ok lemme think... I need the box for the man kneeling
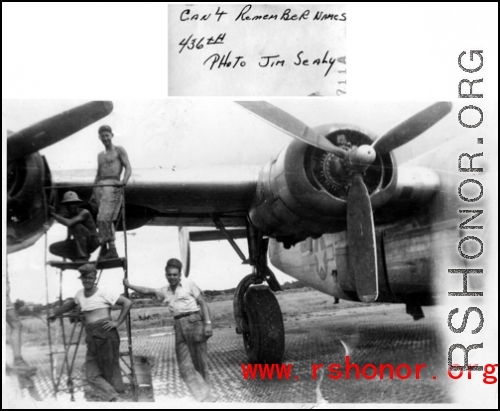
[49,263,132,402]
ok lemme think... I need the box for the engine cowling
[248,124,397,247]
[6,101,115,254]
[7,152,56,253]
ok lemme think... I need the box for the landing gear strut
[215,217,285,363]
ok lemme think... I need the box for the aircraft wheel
[243,285,285,364]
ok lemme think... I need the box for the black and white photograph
[3,2,498,409]
[4,99,497,405]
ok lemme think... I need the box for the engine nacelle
[7,153,56,253]
[249,125,397,246]
[373,166,441,224]
[6,101,117,254]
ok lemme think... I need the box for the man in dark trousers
[123,258,215,402]
[49,191,100,262]
[49,263,133,402]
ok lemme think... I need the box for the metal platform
[47,258,126,271]
[45,186,140,401]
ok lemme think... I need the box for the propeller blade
[347,174,378,303]
[372,102,452,155]
[236,101,346,157]
[178,227,191,277]
[7,101,113,160]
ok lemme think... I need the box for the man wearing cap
[49,263,133,402]
[49,191,100,262]
[123,258,215,402]
[92,125,132,260]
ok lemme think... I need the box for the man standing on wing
[49,191,100,262]
[93,125,132,260]
[49,263,133,402]
[123,258,215,402]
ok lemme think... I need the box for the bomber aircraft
[6,100,485,364]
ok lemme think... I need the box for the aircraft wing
[51,166,261,228]
[7,99,451,284]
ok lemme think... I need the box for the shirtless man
[49,263,133,402]
[49,191,100,262]
[93,125,132,260]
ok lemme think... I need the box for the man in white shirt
[123,258,215,402]
[49,263,133,402]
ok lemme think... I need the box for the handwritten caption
[176,5,346,79]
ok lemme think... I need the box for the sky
[2,99,488,304]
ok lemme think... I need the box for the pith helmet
[60,191,83,204]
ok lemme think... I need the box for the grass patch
[10,288,368,347]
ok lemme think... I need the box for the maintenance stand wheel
[243,285,285,364]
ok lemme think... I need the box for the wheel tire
[243,286,285,364]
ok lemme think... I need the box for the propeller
[372,102,452,155]
[237,101,452,303]
[7,101,114,161]
[235,101,347,158]
[347,173,378,302]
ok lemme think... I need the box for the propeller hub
[346,145,376,169]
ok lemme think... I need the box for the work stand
[44,186,150,402]
[46,258,143,401]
